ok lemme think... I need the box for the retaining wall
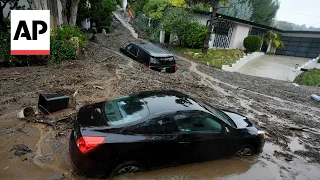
[221,52,265,72]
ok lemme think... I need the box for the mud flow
[1,11,320,180]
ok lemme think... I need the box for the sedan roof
[137,90,206,114]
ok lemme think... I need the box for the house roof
[188,8,320,35]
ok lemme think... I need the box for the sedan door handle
[179,141,190,144]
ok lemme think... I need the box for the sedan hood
[222,111,253,128]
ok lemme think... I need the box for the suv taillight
[174,64,178,72]
[76,136,105,154]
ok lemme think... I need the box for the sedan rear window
[104,95,149,126]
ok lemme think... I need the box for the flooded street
[1,14,320,180]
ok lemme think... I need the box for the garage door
[275,37,320,58]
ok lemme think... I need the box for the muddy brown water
[1,113,319,180]
[1,13,320,179]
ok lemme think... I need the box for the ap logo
[11,10,50,55]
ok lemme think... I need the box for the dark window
[290,37,301,42]
[127,44,139,56]
[313,38,320,43]
[173,113,222,133]
[285,51,296,56]
[152,117,177,134]
[138,49,149,63]
[300,42,312,47]
[134,117,177,134]
[301,38,313,42]
[295,52,307,57]
[287,46,298,51]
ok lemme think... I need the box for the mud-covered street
[1,16,320,180]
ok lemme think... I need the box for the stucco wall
[229,23,251,49]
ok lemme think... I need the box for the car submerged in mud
[120,42,178,73]
[69,90,265,178]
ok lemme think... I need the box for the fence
[133,13,161,43]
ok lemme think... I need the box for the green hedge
[243,35,262,53]
[180,22,207,48]
[0,25,86,67]
[52,25,87,47]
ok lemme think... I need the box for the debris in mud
[38,94,70,114]
[50,173,65,180]
[294,150,320,163]
[311,94,320,102]
[273,150,294,162]
[10,144,32,157]
[17,107,37,119]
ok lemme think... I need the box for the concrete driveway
[237,55,310,81]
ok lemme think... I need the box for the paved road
[237,55,310,81]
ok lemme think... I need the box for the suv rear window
[150,56,175,65]
[104,95,149,126]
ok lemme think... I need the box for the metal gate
[275,37,320,58]
[212,20,235,48]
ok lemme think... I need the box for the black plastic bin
[38,94,69,114]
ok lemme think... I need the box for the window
[152,117,176,134]
[173,113,222,133]
[133,117,176,134]
[202,104,235,128]
[104,95,149,126]
[127,44,139,56]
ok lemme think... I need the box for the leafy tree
[0,0,20,32]
[218,0,252,20]
[78,0,117,28]
[161,7,194,39]
[274,20,320,31]
[185,0,230,54]
[143,0,170,21]
[249,0,279,25]
[263,30,283,49]
[169,0,187,7]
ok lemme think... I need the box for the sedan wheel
[115,165,140,176]
[236,147,253,156]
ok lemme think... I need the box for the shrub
[48,37,77,64]
[243,35,262,52]
[52,25,87,47]
[0,32,77,67]
[180,22,207,48]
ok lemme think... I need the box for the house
[2,0,90,29]
[3,0,63,28]
[160,8,320,59]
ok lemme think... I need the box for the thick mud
[0,13,320,180]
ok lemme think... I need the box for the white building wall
[229,23,251,49]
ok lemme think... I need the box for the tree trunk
[69,0,80,25]
[202,1,219,55]
[0,8,6,32]
[60,0,68,25]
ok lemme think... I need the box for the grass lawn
[294,69,320,87]
[174,47,245,68]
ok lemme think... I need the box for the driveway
[237,55,310,81]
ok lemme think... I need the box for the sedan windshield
[202,104,236,128]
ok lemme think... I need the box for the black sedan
[69,90,265,178]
